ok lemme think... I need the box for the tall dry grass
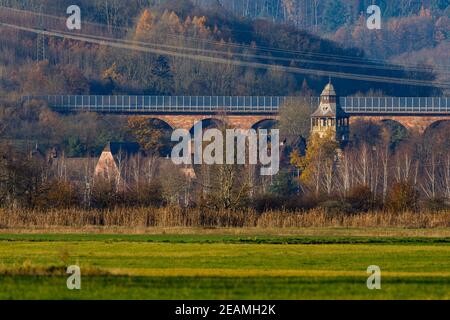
[0,207,448,229]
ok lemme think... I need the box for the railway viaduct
[27,95,450,134]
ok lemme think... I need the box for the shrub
[91,179,118,209]
[252,194,316,213]
[33,180,80,209]
[268,170,298,196]
[424,198,449,212]
[345,185,375,212]
[386,182,420,212]
[319,200,353,215]
[120,181,165,207]
[253,194,286,212]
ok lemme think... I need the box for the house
[94,142,141,180]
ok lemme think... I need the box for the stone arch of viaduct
[139,114,279,131]
[136,114,450,134]
[349,115,450,134]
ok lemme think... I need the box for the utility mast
[36,5,46,61]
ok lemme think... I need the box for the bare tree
[421,151,437,200]
[279,97,312,147]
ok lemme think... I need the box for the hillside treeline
[0,0,442,99]
[207,1,449,28]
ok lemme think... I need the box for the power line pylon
[36,5,46,61]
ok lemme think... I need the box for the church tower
[311,81,349,144]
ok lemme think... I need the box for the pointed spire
[321,80,336,97]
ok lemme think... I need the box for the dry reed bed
[0,207,448,229]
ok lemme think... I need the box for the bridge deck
[25,95,450,115]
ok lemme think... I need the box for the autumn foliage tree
[291,129,339,196]
[127,117,163,155]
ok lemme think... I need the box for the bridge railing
[24,95,450,114]
[341,97,450,113]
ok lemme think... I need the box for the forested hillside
[213,0,449,30]
[0,0,443,100]
[218,1,450,91]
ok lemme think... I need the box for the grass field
[0,229,449,300]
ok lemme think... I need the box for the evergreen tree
[322,0,351,32]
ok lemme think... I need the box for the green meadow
[0,232,449,299]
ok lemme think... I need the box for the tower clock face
[322,106,330,112]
